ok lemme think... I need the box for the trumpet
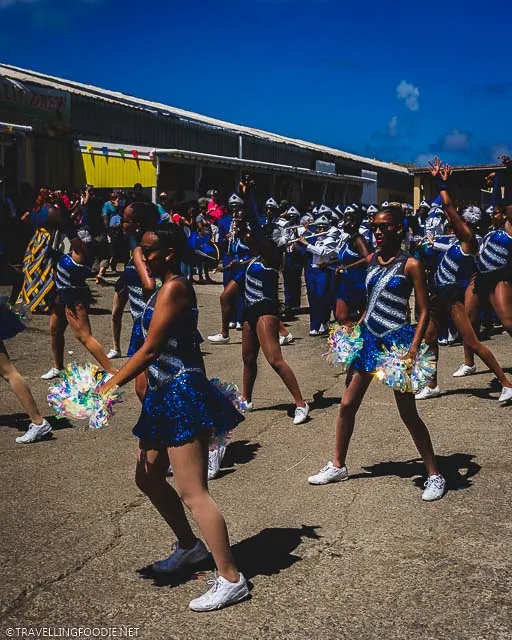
[286,229,330,245]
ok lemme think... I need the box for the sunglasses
[371,222,396,233]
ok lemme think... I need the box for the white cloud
[396,80,420,112]
[388,116,398,137]
[443,129,470,151]
[415,153,435,167]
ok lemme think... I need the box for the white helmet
[366,204,379,215]
[318,204,333,217]
[419,200,430,209]
[485,205,494,215]
[228,193,243,206]
[314,215,330,227]
[265,197,279,209]
[344,205,357,215]
[462,205,482,224]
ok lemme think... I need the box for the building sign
[315,160,336,174]
[0,79,70,133]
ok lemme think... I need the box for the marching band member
[282,205,304,318]
[298,212,338,336]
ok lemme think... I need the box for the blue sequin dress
[119,260,146,356]
[335,235,366,305]
[55,253,92,308]
[133,277,244,446]
[242,256,280,325]
[352,251,415,373]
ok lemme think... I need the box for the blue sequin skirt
[127,318,144,356]
[133,369,245,447]
[351,324,416,373]
[0,307,25,341]
[335,278,366,305]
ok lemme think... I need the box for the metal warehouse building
[0,63,412,207]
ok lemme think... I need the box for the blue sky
[1,0,511,166]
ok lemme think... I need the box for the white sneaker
[415,385,441,400]
[422,474,446,501]
[15,419,52,444]
[308,461,349,485]
[41,367,60,380]
[453,364,476,378]
[235,322,243,331]
[244,401,254,411]
[499,386,512,405]
[228,322,236,329]
[319,323,328,335]
[107,349,122,359]
[279,333,294,346]
[293,403,310,425]
[152,539,209,573]
[208,445,226,480]
[438,338,448,346]
[309,329,320,337]
[189,573,249,612]
[447,329,459,344]
[207,333,230,344]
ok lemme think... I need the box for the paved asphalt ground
[1,278,511,640]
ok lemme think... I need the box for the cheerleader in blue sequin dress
[99,224,249,612]
[308,204,446,502]
[419,158,512,403]
[40,206,115,380]
[109,202,161,399]
[0,242,52,443]
[330,208,370,323]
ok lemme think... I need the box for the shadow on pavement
[223,440,261,467]
[233,524,321,580]
[136,524,321,588]
[350,453,481,491]
[0,412,74,432]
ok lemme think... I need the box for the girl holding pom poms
[98,224,249,612]
[308,204,446,502]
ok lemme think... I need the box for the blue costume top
[477,229,512,274]
[335,235,366,303]
[55,253,92,307]
[242,256,280,322]
[132,277,244,446]
[353,251,415,373]
[434,241,476,291]
[119,258,149,356]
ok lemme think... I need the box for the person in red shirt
[206,189,225,222]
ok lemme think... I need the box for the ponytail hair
[154,223,194,265]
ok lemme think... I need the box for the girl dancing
[99,224,248,612]
[417,158,512,403]
[308,204,446,501]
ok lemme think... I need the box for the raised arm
[429,157,478,255]
[132,245,157,298]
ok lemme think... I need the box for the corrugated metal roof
[411,163,503,174]
[0,63,410,175]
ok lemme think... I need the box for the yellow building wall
[74,151,156,188]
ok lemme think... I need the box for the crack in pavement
[0,498,146,621]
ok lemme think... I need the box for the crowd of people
[1,155,511,612]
